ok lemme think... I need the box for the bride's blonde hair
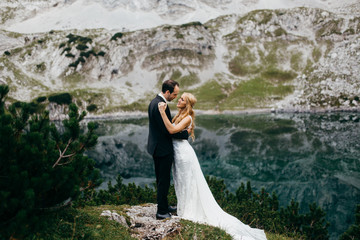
[172,92,197,141]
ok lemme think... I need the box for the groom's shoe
[156,212,171,220]
[168,206,177,213]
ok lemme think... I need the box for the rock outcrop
[101,203,181,240]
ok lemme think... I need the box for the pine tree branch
[53,138,73,168]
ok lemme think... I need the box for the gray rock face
[102,203,181,240]
[100,210,128,227]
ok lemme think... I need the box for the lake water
[86,113,360,239]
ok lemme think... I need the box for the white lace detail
[172,139,267,240]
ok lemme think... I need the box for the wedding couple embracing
[147,80,267,240]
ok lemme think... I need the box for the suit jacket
[147,95,189,157]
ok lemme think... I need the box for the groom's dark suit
[147,94,188,214]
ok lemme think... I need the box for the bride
[158,92,267,240]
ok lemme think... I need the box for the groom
[147,79,189,220]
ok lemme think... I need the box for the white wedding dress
[172,116,267,240]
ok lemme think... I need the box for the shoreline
[81,107,360,121]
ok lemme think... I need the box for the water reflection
[86,113,360,239]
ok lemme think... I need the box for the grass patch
[178,72,201,88]
[17,204,295,240]
[228,46,259,76]
[221,77,294,110]
[262,67,297,82]
[312,47,322,62]
[290,52,303,72]
[316,19,343,38]
[274,27,287,37]
[1,7,16,25]
[119,101,148,112]
[170,69,182,80]
[22,206,134,240]
[175,219,232,240]
[64,72,84,86]
[189,80,227,110]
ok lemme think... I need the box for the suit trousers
[153,153,174,214]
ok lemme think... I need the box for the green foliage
[178,219,232,239]
[59,42,66,48]
[340,205,360,240]
[178,72,201,88]
[66,34,92,45]
[312,47,322,62]
[35,62,46,72]
[174,30,184,39]
[69,60,80,68]
[4,50,11,56]
[111,32,124,41]
[262,67,297,81]
[36,96,47,103]
[180,21,203,28]
[80,49,96,58]
[316,19,342,38]
[274,28,287,37]
[97,51,106,57]
[222,77,294,110]
[48,93,72,105]
[76,44,89,51]
[228,46,258,76]
[61,47,71,55]
[65,52,75,58]
[0,85,101,239]
[20,206,134,240]
[74,175,157,207]
[76,174,328,239]
[86,104,98,112]
[259,11,273,25]
[170,69,182,80]
[189,80,227,110]
[205,176,329,239]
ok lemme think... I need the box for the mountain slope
[0,7,359,118]
[1,0,359,33]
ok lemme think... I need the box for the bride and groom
[147,80,267,240]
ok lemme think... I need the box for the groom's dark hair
[162,79,179,94]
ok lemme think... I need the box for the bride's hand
[158,102,167,113]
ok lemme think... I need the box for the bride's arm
[158,103,191,134]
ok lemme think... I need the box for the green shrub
[76,44,89,51]
[35,62,46,72]
[65,53,75,58]
[75,174,329,239]
[97,51,106,57]
[78,56,85,63]
[4,51,10,56]
[340,205,360,240]
[48,93,72,105]
[86,104,97,112]
[36,96,47,103]
[59,42,66,48]
[69,60,79,68]
[66,34,92,45]
[0,85,100,239]
[61,47,71,55]
[111,32,123,41]
[81,49,96,58]
[180,21,203,28]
